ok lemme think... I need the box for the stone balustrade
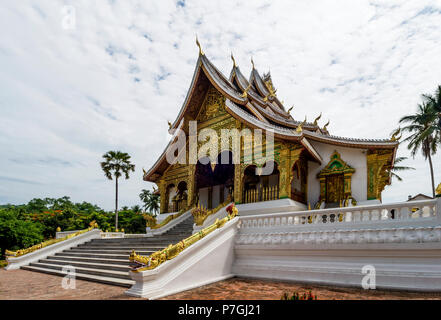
[239,199,439,231]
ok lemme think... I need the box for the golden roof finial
[263,94,269,102]
[168,121,172,129]
[251,57,255,69]
[436,182,441,196]
[323,120,330,131]
[241,83,251,98]
[142,168,146,175]
[231,52,236,67]
[195,35,204,56]
[288,105,294,113]
[391,127,401,141]
[296,117,307,133]
[313,113,322,126]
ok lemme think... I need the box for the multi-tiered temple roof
[145,48,399,183]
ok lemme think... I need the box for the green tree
[0,209,44,258]
[100,151,135,229]
[399,101,439,197]
[139,189,160,216]
[389,156,415,182]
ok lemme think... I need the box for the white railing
[239,199,440,231]
[146,208,193,237]
[101,232,125,239]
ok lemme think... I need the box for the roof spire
[241,83,251,98]
[251,57,255,69]
[323,120,330,131]
[231,52,237,67]
[390,127,401,141]
[296,117,307,133]
[195,35,204,56]
[313,113,322,126]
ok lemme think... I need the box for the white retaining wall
[233,198,441,291]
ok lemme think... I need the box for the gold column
[187,164,196,207]
[234,163,243,204]
[278,144,290,199]
[344,173,352,198]
[367,151,391,200]
[159,179,167,214]
[288,148,303,200]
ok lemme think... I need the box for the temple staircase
[21,216,195,287]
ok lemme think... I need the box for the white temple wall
[307,141,367,205]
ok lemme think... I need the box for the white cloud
[0,0,440,209]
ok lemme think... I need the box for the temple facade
[144,46,399,214]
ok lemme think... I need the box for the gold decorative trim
[130,205,239,272]
[145,207,190,230]
[192,198,232,226]
[6,221,99,258]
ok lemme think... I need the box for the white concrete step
[21,265,135,287]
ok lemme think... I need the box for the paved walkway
[2,269,441,300]
[0,269,141,300]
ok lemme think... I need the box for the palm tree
[139,189,160,216]
[100,151,135,229]
[399,102,439,197]
[389,156,415,181]
[131,205,142,213]
[422,85,441,131]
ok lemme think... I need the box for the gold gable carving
[317,151,355,178]
[197,86,226,122]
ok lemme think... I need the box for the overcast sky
[0,0,440,210]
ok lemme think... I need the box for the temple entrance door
[325,174,344,204]
[195,151,234,209]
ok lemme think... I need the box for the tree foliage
[0,196,154,259]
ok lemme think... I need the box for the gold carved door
[326,174,344,204]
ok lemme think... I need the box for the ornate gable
[318,151,355,178]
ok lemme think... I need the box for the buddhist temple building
[144,43,399,214]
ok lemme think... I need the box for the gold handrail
[191,197,232,226]
[129,205,239,272]
[5,221,99,258]
[144,207,190,230]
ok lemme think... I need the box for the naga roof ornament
[296,117,307,132]
[195,36,204,56]
[390,127,401,141]
[313,113,322,126]
[231,52,237,67]
[241,83,251,98]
